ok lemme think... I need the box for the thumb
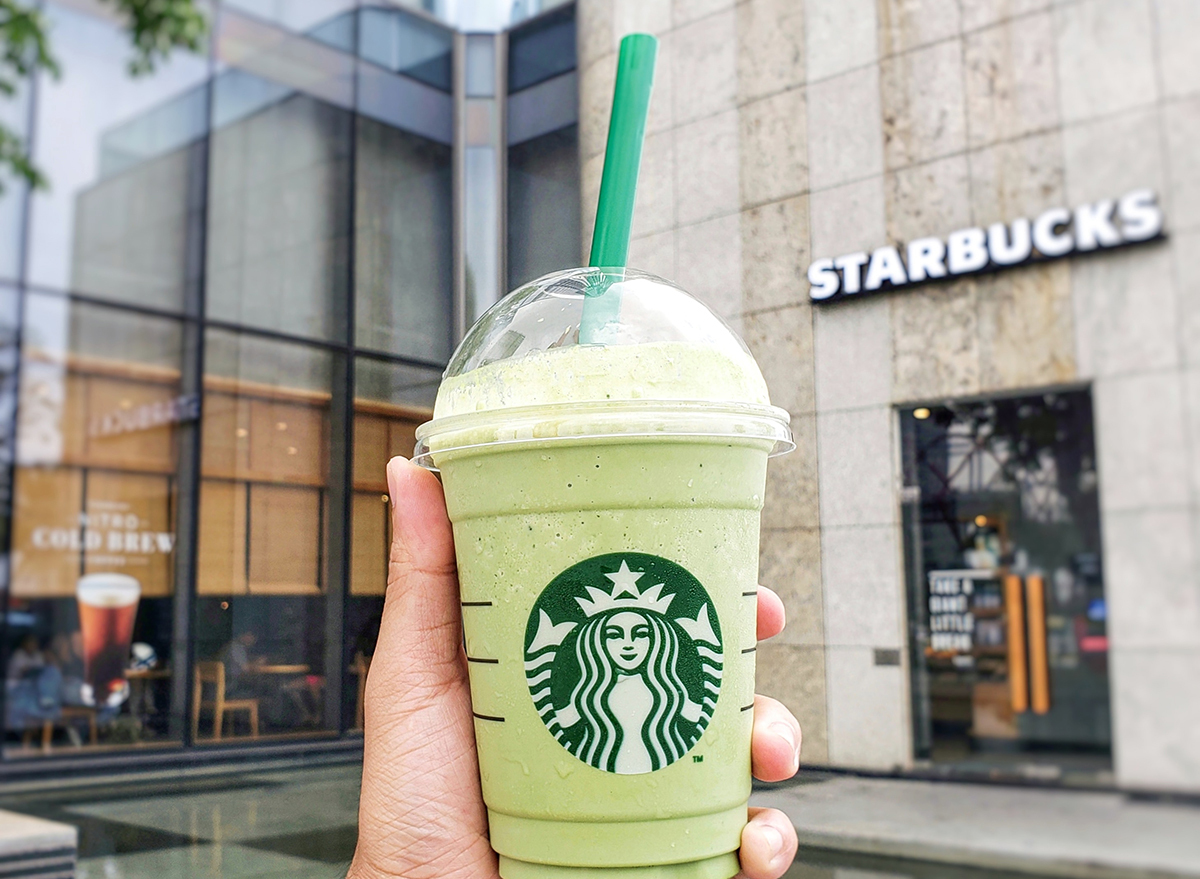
[380,456,464,696]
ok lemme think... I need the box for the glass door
[900,390,1112,785]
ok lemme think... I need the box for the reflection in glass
[901,391,1112,781]
[0,79,30,282]
[507,125,580,289]
[465,34,496,98]
[345,356,437,729]
[359,6,453,92]
[28,2,209,309]
[206,80,352,341]
[465,145,499,325]
[195,330,334,740]
[507,5,575,93]
[355,118,452,360]
[5,293,183,756]
[223,0,355,35]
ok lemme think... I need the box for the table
[250,664,311,675]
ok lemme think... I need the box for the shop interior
[901,390,1112,785]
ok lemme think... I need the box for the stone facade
[577,0,1200,792]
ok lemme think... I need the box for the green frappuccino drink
[414,268,793,879]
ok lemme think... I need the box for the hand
[349,458,802,879]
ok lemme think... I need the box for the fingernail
[771,721,800,769]
[760,824,784,861]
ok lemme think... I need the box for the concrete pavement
[751,774,1200,879]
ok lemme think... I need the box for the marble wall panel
[630,129,677,238]
[891,280,981,401]
[814,296,894,412]
[676,109,741,226]
[627,229,677,280]
[968,131,1064,227]
[810,175,887,256]
[737,0,806,104]
[1110,647,1200,791]
[820,524,905,648]
[1071,247,1178,381]
[825,645,909,768]
[1154,0,1200,99]
[877,0,962,57]
[1103,509,1200,651]
[743,303,816,415]
[740,88,808,209]
[807,66,885,190]
[756,642,830,764]
[1163,97,1200,234]
[958,0,1050,33]
[1054,0,1158,124]
[805,0,878,82]
[759,527,825,647]
[673,0,734,27]
[963,11,1059,148]
[879,39,968,170]
[613,0,672,38]
[816,405,897,528]
[764,413,821,531]
[741,195,810,315]
[674,212,743,318]
[1061,106,1165,209]
[885,154,971,243]
[1093,371,1190,513]
[579,53,616,161]
[672,9,738,125]
[976,261,1076,392]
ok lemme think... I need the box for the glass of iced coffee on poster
[77,573,140,707]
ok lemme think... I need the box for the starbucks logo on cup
[524,553,723,774]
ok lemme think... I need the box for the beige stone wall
[577,0,1200,790]
[577,0,826,762]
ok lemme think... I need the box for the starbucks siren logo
[523,553,723,774]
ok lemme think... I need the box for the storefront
[575,0,1200,794]
[0,0,579,772]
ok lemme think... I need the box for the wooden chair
[351,652,371,731]
[21,706,99,753]
[192,661,259,741]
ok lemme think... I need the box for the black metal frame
[0,0,456,777]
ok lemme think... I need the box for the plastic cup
[415,268,793,879]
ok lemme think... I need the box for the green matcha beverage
[413,267,794,879]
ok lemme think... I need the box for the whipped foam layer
[433,340,771,418]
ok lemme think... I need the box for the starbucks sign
[807,188,1164,303]
[524,554,723,774]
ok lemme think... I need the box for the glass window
[355,117,452,361]
[465,34,495,98]
[223,0,356,36]
[194,330,335,740]
[359,7,453,93]
[27,2,210,309]
[206,80,352,341]
[900,390,1112,783]
[6,293,185,756]
[507,125,580,289]
[507,5,575,93]
[345,356,437,730]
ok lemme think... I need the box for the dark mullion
[171,23,221,748]
[324,28,361,735]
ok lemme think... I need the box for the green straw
[580,33,658,345]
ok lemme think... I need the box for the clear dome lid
[415,267,793,468]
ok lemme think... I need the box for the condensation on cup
[76,573,141,707]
